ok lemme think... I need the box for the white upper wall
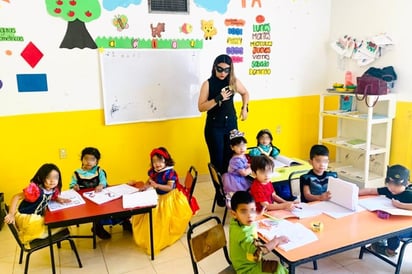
[329,0,412,102]
[0,0,332,116]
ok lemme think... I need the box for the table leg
[149,209,154,260]
[48,226,56,274]
[92,221,97,249]
[289,265,295,274]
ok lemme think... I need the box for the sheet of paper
[328,177,359,211]
[83,188,122,205]
[310,201,365,219]
[122,188,158,208]
[106,184,139,196]
[265,203,322,219]
[48,189,86,211]
[359,196,412,216]
[257,218,318,251]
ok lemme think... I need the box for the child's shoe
[122,219,132,232]
[368,242,397,257]
[92,224,111,239]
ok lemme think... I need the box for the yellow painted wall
[391,102,412,168]
[0,96,320,201]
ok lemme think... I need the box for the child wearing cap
[359,164,412,257]
[249,129,281,159]
[222,129,253,194]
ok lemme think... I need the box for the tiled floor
[1,175,412,274]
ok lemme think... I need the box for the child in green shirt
[229,191,289,274]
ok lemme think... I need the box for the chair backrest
[208,163,224,195]
[289,169,310,203]
[3,205,25,250]
[183,166,198,199]
[187,215,231,274]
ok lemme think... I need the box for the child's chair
[208,163,230,224]
[3,205,83,274]
[177,165,200,226]
[187,215,235,274]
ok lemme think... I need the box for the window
[148,0,189,13]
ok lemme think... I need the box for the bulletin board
[99,49,201,125]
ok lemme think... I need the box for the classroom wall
[1,0,412,202]
[0,96,319,201]
[0,1,330,200]
[0,0,331,116]
[328,0,412,170]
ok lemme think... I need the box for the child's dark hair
[250,155,274,173]
[310,144,329,160]
[230,136,247,147]
[31,163,62,191]
[150,147,175,166]
[81,147,101,161]
[231,191,254,211]
[256,129,273,146]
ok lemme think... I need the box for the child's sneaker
[368,242,397,257]
[122,219,132,232]
[92,224,111,239]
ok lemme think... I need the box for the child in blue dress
[249,129,281,159]
[131,147,192,255]
[222,129,252,194]
[4,163,70,246]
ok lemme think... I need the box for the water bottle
[345,71,353,86]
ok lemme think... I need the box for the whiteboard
[99,49,201,125]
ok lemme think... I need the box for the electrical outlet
[276,125,281,134]
[59,148,67,159]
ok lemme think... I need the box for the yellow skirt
[131,189,192,255]
[14,212,64,248]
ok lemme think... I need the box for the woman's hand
[240,107,248,120]
[220,86,233,101]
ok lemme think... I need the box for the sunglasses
[216,66,231,73]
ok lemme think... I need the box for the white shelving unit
[319,92,396,188]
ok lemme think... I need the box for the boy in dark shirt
[300,145,337,202]
[360,164,412,257]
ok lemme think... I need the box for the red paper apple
[85,11,92,17]
[69,0,76,6]
[56,0,63,5]
[68,10,75,17]
[54,8,61,14]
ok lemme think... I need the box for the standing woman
[198,54,250,174]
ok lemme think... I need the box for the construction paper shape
[20,42,43,68]
[16,74,48,92]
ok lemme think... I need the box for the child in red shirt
[249,155,298,212]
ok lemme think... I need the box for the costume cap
[386,165,410,185]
